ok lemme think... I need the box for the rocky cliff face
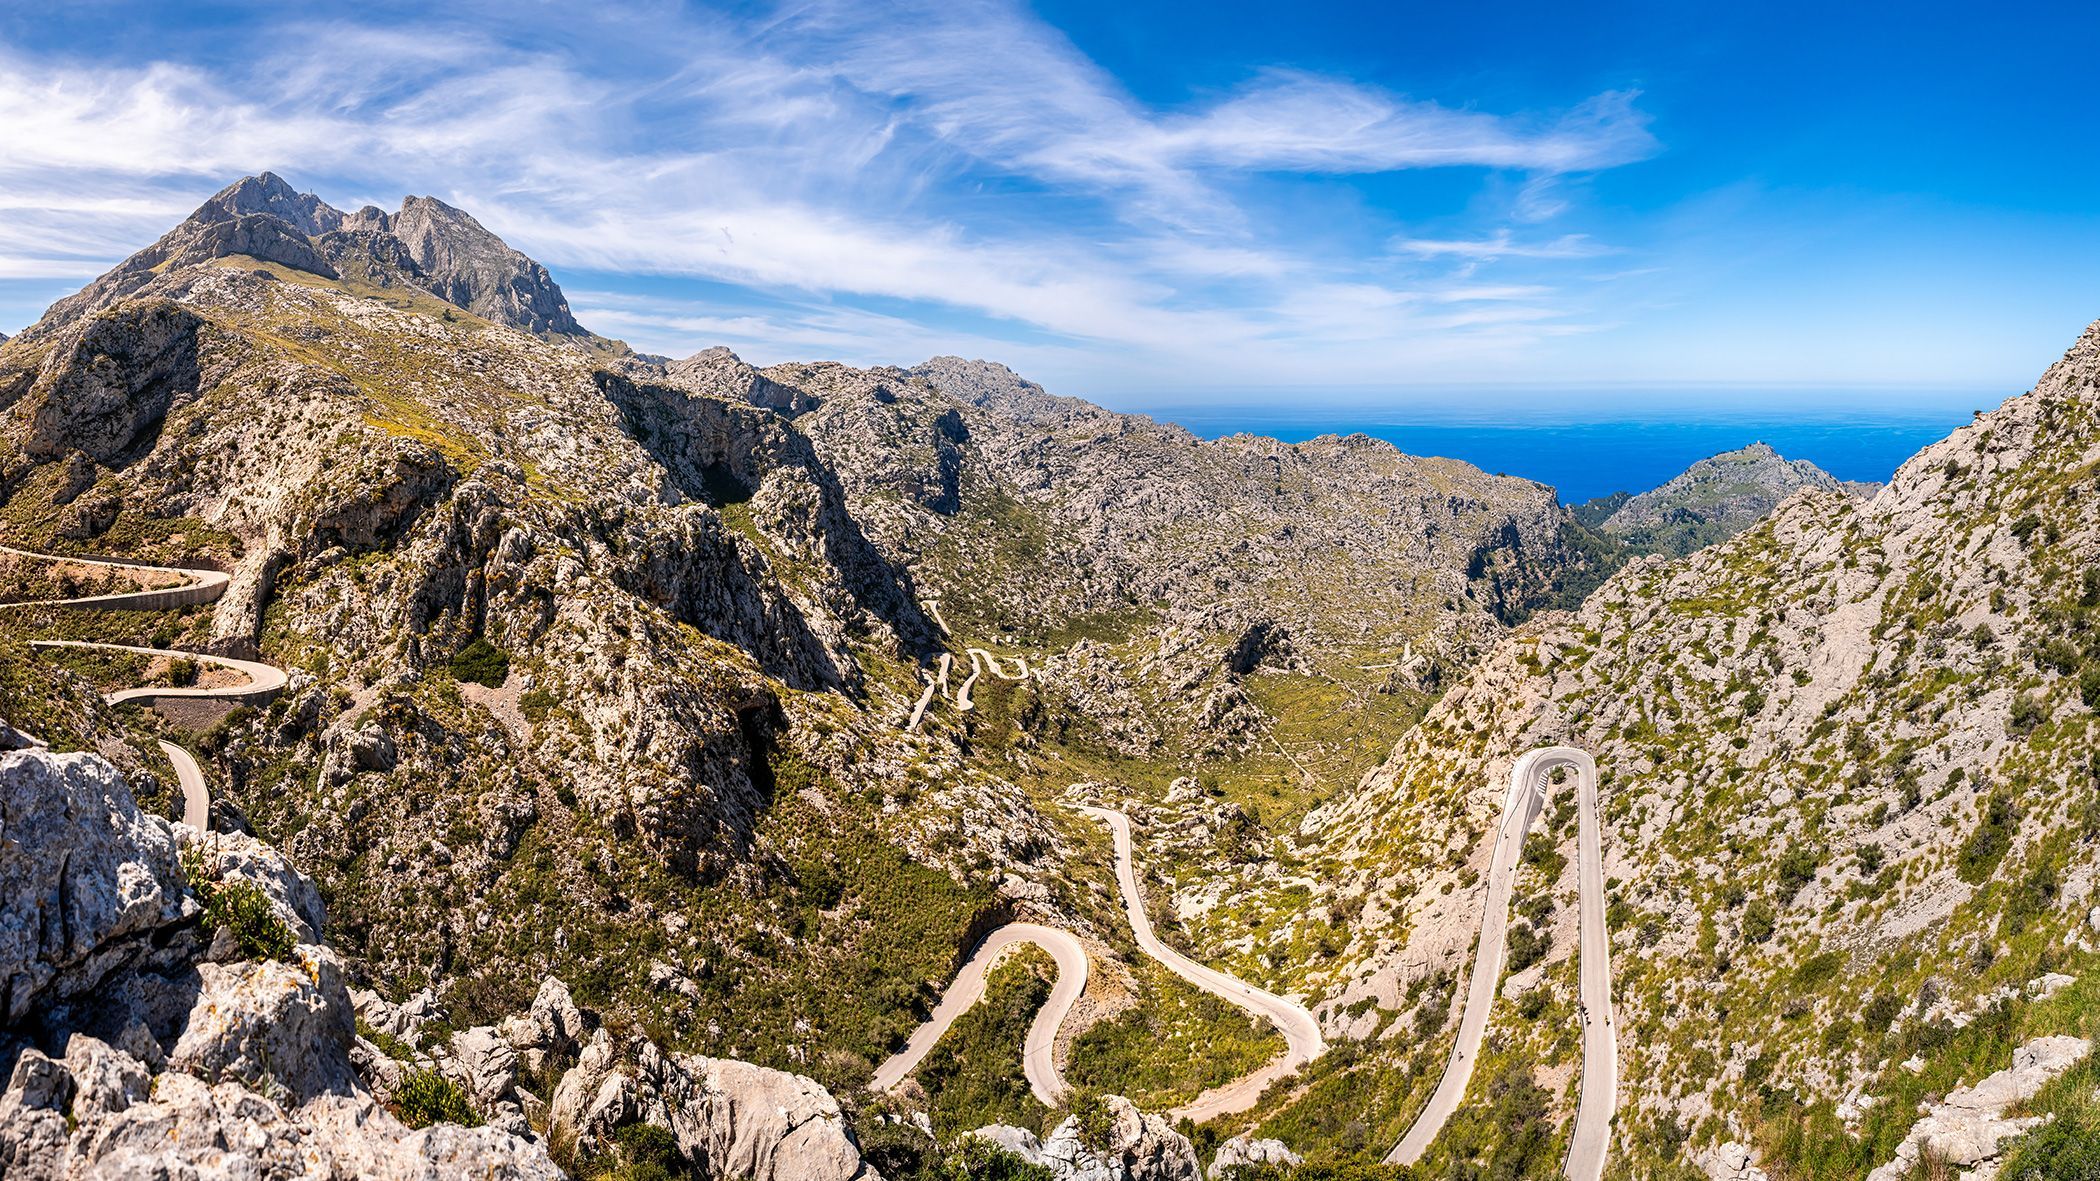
[0,734,929,1180]
[0,740,565,1179]
[1586,441,1879,557]
[1247,317,2100,1174]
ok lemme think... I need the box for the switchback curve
[869,922,1089,1107]
[6,547,286,832]
[1076,805,1327,1122]
[1384,745,1618,1180]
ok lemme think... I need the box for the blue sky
[2,0,2097,410]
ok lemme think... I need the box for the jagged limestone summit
[3,172,2098,1181]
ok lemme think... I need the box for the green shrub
[1795,950,1844,987]
[207,880,297,961]
[356,1017,415,1061]
[168,657,200,687]
[392,1069,480,1129]
[2004,865,2060,933]
[608,1123,688,1180]
[520,686,558,722]
[1065,1090,1117,1155]
[2010,693,2047,735]
[1998,1111,2100,1180]
[449,638,510,687]
[1958,793,2019,884]
[1505,922,1547,973]
[1863,993,1903,1032]
[182,846,296,961]
[1776,844,1821,901]
[1742,899,1777,944]
[2081,665,2100,711]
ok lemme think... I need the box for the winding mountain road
[908,644,1031,725]
[869,773,1327,1120]
[1385,745,1617,1181]
[7,547,287,832]
[27,640,287,706]
[870,922,1089,1107]
[1076,805,1327,1122]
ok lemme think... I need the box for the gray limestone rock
[0,749,189,1024]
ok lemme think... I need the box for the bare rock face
[166,947,357,1099]
[1211,1134,1303,1176]
[547,1020,881,1181]
[966,1095,1199,1181]
[497,975,588,1077]
[666,347,814,416]
[21,298,205,464]
[0,748,189,1024]
[373,195,583,337]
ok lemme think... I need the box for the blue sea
[1121,397,1989,504]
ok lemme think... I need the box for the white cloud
[0,0,1661,385]
[1395,231,1613,260]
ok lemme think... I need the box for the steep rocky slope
[1192,317,2100,1175]
[1579,441,1879,557]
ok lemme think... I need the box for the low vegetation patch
[182,845,297,961]
[391,1068,480,1129]
[449,637,510,687]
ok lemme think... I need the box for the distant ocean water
[1123,401,1986,504]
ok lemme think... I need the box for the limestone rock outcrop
[0,748,189,1024]
[1211,1134,1304,1176]
[1866,1036,2090,1181]
[545,1013,880,1180]
[965,1095,1199,1181]
[0,744,561,1180]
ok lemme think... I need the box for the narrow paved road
[1075,805,1327,1122]
[0,543,230,610]
[9,546,287,833]
[28,640,288,706]
[870,922,1089,1107]
[1385,746,1616,1180]
[160,739,210,830]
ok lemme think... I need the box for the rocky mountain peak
[381,194,583,337]
[199,170,345,237]
[13,174,587,344]
[664,346,811,414]
[906,354,1072,423]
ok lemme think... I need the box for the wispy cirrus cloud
[1395,231,1615,260]
[0,0,1657,387]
